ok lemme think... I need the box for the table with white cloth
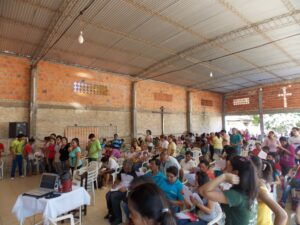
[12,186,90,225]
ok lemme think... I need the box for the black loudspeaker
[9,122,28,138]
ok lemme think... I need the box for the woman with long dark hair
[199,155,258,225]
[128,182,177,225]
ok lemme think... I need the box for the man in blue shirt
[160,166,184,212]
[145,158,165,187]
[111,134,123,150]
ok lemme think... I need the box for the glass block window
[73,82,108,95]
[233,97,250,106]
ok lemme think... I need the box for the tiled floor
[0,175,110,225]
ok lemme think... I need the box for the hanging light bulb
[210,71,213,77]
[78,31,84,44]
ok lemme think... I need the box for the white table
[12,186,90,225]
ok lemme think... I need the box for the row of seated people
[103,145,290,225]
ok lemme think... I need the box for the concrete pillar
[222,94,226,130]
[131,81,137,139]
[29,65,38,137]
[258,88,264,141]
[187,91,192,133]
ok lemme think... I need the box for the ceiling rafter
[0,35,144,72]
[0,16,158,63]
[218,0,300,74]
[191,60,300,89]
[32,0,80,65]
[132,10,300,77]
[14,0,58,14]
[122,0,284,83]
[139,10,300,73]
[7,0,277,84]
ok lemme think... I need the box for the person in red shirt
[23,137,35,176]
[199,159,215,180]
[0,143,4,159]
[46,137,56,173]
[252,142,262,156]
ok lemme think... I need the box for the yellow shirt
[11,139,24,155]
[212,136,223,149]
[257,185,273,225]
[168,142,177,156]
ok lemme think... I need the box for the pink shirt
[110,148,121,159]
[263,138,280,153]
[280,145,295,168]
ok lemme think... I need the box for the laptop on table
[23,173,59,198]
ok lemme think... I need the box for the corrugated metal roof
[1,0,300,93]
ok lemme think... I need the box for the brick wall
[225,82,300,114]
[37,61,131,108]
[0,54,223,140]
[0,55,30,101]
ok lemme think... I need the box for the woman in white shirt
[263,131,281,153]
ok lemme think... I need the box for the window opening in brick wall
[73,82,108,95]
[233,97,250,106]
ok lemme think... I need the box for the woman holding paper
[177,171,219,225]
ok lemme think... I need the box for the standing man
[87,133,101,162]
[10,134,25,179]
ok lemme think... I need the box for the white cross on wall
[278,86,292,108]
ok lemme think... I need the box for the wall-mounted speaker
[9,122,28,138]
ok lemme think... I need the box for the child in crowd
[45,137,56,173]
[23,137,35,176]
[0,142,4,159]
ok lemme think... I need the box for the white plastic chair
[49,214,75,225]
[208,203,224,225]
[0,159,3,179]
[112,166,122,184]
[87,162,98,205]
[192,150,202,164]
[117,158,125,167]
[88,161,99,188]
[290,213,296,225]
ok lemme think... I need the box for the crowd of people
[5,126,300,225]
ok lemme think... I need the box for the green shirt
[11,139,24,155]
[88,139,101,159]
[222,189,256,225]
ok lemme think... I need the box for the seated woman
[178,171,220,225]
[160,166,184,213]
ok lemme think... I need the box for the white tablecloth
[12,186,90,224]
